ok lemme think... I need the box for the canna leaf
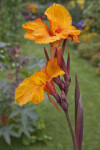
[75,75,83,150]
[3,131,11,145]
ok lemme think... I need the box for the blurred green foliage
[0,0,26,42]
[0,42,11,71]
[0,42,50,145]
[67,3,83,23]
[78,33,100,75]
[83,1,100,33]
[0,84,51,145]
[35,0,69,4]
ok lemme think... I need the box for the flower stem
[65,111,75,149]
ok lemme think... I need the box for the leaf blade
[75,75,83,150]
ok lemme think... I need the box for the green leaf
[3,131,11,145]
[9,110,20,119]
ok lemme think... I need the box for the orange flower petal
[15,77,45,105]
[30,71,49,86]
[64,26,80,35]
[73,35,80,44]
[40,58,65,79]
[22,18,60,44]
[54,26,80,39]
[45,3,72,35]
[15,58,65,106]
[40,67,46,73]
[24,31,35,40]
[15,78,35,105]
[46,58,65,78]
[68,35,80,44]
[31,86,44,104]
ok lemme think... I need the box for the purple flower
[76,21,84,27]
[73,20,84,30]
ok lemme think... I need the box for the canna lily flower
[22,3,80,47]
[15,58,65,106]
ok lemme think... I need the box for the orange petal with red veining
[46,58,65,78]
[54,26,80,39]
[22,18,60,44]
[15,58,65,106]
[30,71,49,86]
[15,76,45,105]
[45,3,72,35]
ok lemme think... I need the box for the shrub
[83,1,100,33]
[0,0,25,42]
[77,33,100,75]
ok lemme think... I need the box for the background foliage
[83,0,100,33]
[0,44,50,145]
[0,0,26,42]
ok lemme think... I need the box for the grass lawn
[0,30,100,150]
